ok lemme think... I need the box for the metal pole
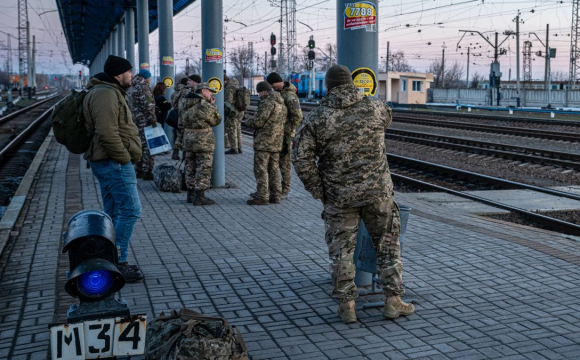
[386,41,389,101]
[125,7,136,71]
[495,32,500,106]
[466,47,470,88]
[158,0,176,148]
[548,47,552,108]
[337,0,379,287]
[111,28,118,56]
[7,35,12,104]
[202,0,225,187]
[32,34,35,93]
[117,22,125,57]
[516,13,521,107]
[441,47,445,88]
[137,0,150,70]
[545,24,549,89]
[26,21,31,98]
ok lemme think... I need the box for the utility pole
[523,41,532,85]
[386,41,390,101]
[248,42,254,90]
[515,12,521,107]
[441,46,445,88]
[26,21,31,99]
[31,34,35,94]
[18,0,28,95]
[570,0,580,87]
[545,24,549,89]
[466,47,470,87]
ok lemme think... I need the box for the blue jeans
[90,160,142,263]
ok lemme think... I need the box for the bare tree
[470,72,483,88]
[229,45,253,81]
[381,50,415,72]
[551,70,568,82]
[428,58,464,89]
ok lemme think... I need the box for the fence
[431,88,580,108]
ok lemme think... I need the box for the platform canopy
[56,0,196,66]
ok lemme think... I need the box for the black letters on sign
[56,327,82,358]
[118,322,141,350]
[88,323,111,354]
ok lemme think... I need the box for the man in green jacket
[82,55,144,282]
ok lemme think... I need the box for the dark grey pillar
[337,0,379,287]
[111,29,118,56]
[158,0,176,146]
[125,7,136,71]
[137,0,150,70]
[202,0,225,187]
[117,22,125,57]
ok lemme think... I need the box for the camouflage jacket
[127,74,156,128]
[171,83,190,108]
[278,82,303,138]
[179,93,222,153]
[246,91,286,152]
[291,84,394,208]
[223,77,239,119]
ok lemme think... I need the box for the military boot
[225,149,239,155]
[247,198,269,205]
[338,300,357,324]
[238,148,243,154]
[135,170,144,179]
[186,189,195,203]
[193,190,215,206]
[143,171,154,180]
[383,296,415,319]
[172,149,180,160]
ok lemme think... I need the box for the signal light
[79,70,82,75]
[62,210,129,321]
[271,46,277,56]
[308,39,315,49]
[308,50,315,60]
[270,33,276,46]
[54,77,57,81]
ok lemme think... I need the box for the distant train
[289,71,328,98]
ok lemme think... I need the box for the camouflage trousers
[185,151,213,191]
[226,112,243,150]
[324,198,404,302]
[253,151,281,201]
[136,128,155,173]
[279,152,292,194]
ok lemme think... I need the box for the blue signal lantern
[62,210,130,321]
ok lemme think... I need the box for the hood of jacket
[228,77,239,88]
[282,81,297,94]
[174,83,186,92]
[87,73,126,95]
[321,84,363,109]
[182,92,204,110]
[130,74,149,88]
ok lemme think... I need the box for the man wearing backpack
[82,55,144,282]
[172,75,198,161]
[267,72,303,199]
[224,76,243,154]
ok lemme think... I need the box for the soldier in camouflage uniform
[223,74,231,148]
[179,82,221,206]
[292,65,414,324]
[267,72,303,199]
[244,81,287,205]
[224,77,243,154]
[127,69,157,180]
[172,75,199,160]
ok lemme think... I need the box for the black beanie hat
[188,74,202,83]
[179,78,188,85]
[266,72,283,84]
[256,81,272,93]
[325,64,353,90]
[104,55,132,78]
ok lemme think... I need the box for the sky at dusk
[0,0,575,81]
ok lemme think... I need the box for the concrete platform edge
[0,131,54,254]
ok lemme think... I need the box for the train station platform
[1,132,580,360]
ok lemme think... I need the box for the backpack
[153,163,184,193]
[165,108,179,129]
[145,308,248,360]
[234,87,251,111]
[51,89,92,154]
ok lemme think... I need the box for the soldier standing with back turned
[224,76,242,154]
[292,65,415,324]
[244,81,287,205]
[179,82,222,205]
[267,72,303,199]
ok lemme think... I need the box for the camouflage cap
[195,82,210,91]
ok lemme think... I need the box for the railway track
[0,94,63,163]
[242,101,580,236]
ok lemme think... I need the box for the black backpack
[51,89,92,154]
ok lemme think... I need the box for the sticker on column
[163,77,174,88]
[162,56,174,66]
[344,2,377,32]
[207,77,223,94]
[139,62,150,70]
[351,67,377,96]
[205,48,223,63]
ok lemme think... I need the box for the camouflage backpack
[153,163,184,193]
[145,308,248,360]
[234,87,251,111]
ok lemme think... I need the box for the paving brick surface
[1,135,580,359]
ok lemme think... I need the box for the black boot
[225,149,239,154]
[238,148,243,154]
[193,190,215,206]
[187,189,195,203]
[172,149,180,160]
